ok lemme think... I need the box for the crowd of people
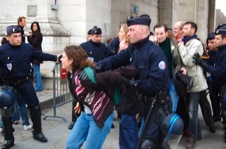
[0,14,226,149]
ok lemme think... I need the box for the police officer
[80,26,108,62]
[0,25,59,148]
[97,15,171,148]
[193,24,226,143]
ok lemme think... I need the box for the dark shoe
[32,131,48,142]
[209,125,216,133]
[2,139,14,149]
[197,135,202,141]
[186,137,196,149]
[68,122,75,130]
[111,123,115,129]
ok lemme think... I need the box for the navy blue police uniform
[80,40,107,62]
[97,16,170,148]
[0,42,56,105]
[106,37,120,56]
[80,26,108,62]
[0,25,57,148]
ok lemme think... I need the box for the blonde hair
[120,23,130,43]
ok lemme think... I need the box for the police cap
[6,25,21,36]
[215,24,226,35]
[91,26,102,35]
[127,14,151,27]
[87,29,92,35]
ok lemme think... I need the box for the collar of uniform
[217,44,226,51]
[133,36,149,48]
[90,40,100,46]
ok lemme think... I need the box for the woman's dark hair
[1,37,8,45]
[30,21,41,32]
[64,45,95,71]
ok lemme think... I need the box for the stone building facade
[0,0,216,89]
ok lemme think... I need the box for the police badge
[7,63,12,71]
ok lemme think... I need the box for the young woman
[61,45,137,149]
[27,21,43,91]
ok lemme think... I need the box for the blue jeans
[33,64,43,91]
[0,117,3,128]
[66,112,114,149]
[169,79,179,113]
[119,114,138,149]
[187,92,201,140]
[12,94,30,126]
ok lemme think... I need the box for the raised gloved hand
[120,77,136,87]
[192,53,206,67]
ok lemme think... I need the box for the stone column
[159,0,179,29]
[0,0,70,89]
[208,0,216,33]
[178,0,208,43]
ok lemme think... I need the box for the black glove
[120,77,136,87]
[58,54,63,63]
[192,53,206,67]
[77,70,89,81]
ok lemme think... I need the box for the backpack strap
[84,67,96,84]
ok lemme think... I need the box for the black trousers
[199,90,214,127]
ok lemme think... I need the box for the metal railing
[43,62,72,122]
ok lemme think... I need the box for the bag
[173,71,192,97]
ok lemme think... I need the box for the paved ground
[0,90,225,149]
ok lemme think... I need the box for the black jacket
[28,31,43,64]
[80,40,107,62]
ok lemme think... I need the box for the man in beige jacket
[178,21,208,149]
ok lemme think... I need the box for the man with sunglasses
[0,25,59,148]
[193,24,226,143]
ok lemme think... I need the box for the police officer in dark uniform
[0,25,59,148]
[96,15,172,148]
[80,26,108,62]
[193,24,226,143]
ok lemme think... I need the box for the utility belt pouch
[155,91,172,125]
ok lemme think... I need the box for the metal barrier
[43,62,72,122]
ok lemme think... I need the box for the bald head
[127,24,150,44]
[173,21,184,39]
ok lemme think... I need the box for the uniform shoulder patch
[158,61,166,70]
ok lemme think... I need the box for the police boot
[29,105,48,142]
[2,116,14,149]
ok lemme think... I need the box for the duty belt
[136,91,168,103]
[136,92,154,103]
[2,76,30,86]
